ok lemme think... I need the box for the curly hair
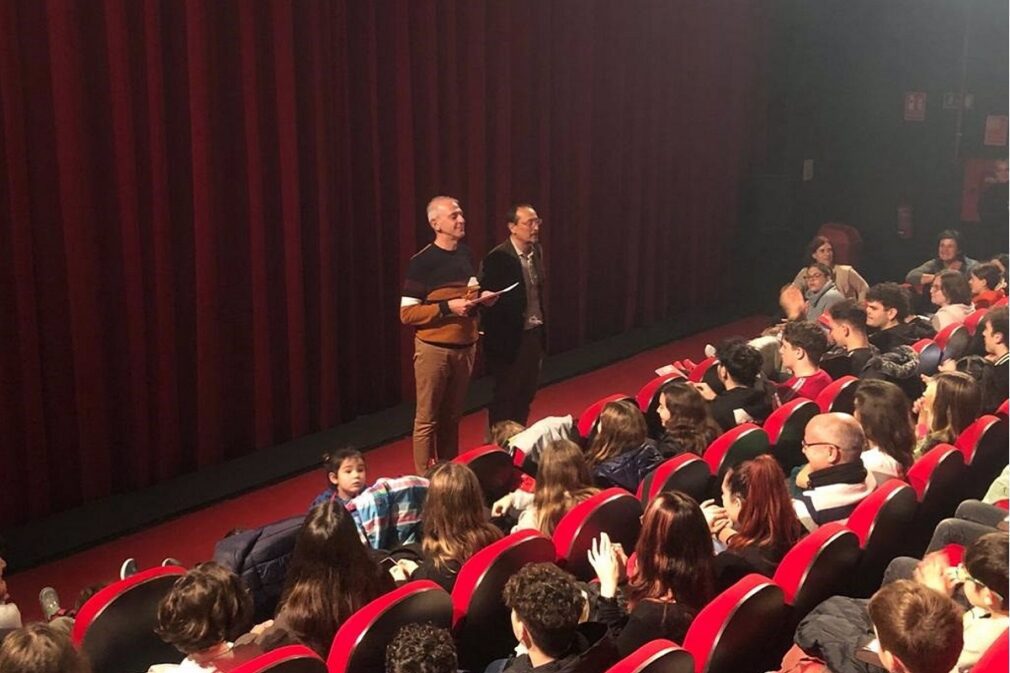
[0,623,90,673]
[155,562,253,655]
[503,563,584,658]
[782,320,829,364]
[658,380,721,455]
[866,283,911,322]
[386,623,458,673]
[715,339,763,387]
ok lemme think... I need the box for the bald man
[792,412,877,530]
[400,196,495,473]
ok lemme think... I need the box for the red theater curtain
[0,0,767,526]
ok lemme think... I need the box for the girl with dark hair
[655,380,721,457]
[586,400,663,491]
[702,456,805,588]
[791,235,869,302]
[930,269,974,330]
[588,491,715,657]
[969,262,1006,309]
[915,372,982,457]
[243,500,393,657]
[854,380,915,480]
[398,462,502,592]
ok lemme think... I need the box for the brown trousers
[412,337,476,473]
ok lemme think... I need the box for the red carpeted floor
[6,315,768,621]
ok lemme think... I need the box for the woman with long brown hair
[588,491,715,657]
[586,399,663,491]
[915,371,982,457]
[406,462,502,591]
[655,380,721,457]
[245,500,394,657]
[853,380,915,480]
[701,456,805,589]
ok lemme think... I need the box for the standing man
[400,196,488,474]
[480,204,546,427]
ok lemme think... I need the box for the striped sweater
[400,243,479,346]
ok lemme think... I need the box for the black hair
[828,299,867,334]
[965,532,1009,611]
[386,623,458,673]
[715,339,763,387]
[866,283,911,321]
[936,229,964,256]
[503,563,583,658]
[782,320,829,364]
[322,448,364,482]
[987,306,1008,346]
[971,263,1002,292]
[506,203,536,225]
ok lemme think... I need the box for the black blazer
[479,239,545,363]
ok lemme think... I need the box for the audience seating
[911,338,943,377]
[578,393,634,442]
[452,530,556,671]
[605,639,694,673]
[964,308,988,336]
[763,399,819,473]
[997,399,1008,419]
[955,414,1010,501]
[71,566,186,673]
[681,574,788,673]
[972,629,1009,673]
[994,296,1009,309]
[934,322,970,361]
[327,580,452,673]
[554,488,643,581]
[638,372,686,437]
[453,444,518,503]
[844,479,918,597]
[230,645,327,673]
[820,353,853,381]
[814,375,858,414]
[773,523,861,625]
[636,454,711,505]
[906,443,967,556]
[687,357,717,384]
[701,424,769,490]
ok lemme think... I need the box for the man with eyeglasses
[479,204,547,427]
[790,412,877,531]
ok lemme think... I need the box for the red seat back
[934,323,970,361]
[972,629,1009,673]
[911,339,943,376]
[845,480,918,596]
[554,488,643,581]
[907,444,967,556]
[637,372,687,438]
[327,580,451,673]
[764,399,819,473]
[773,523,860,620]
[578,394,634,439]
[964,308,988,335]
[688,357,717,384]
[72,566,186,673]
[454,444,517,503]
[994,296,1010,308]
[230,645,327,673]
[682,574,787,673]
[815,376,858,414]
[604,639,695,673]
[955,415,1010,500]
[451,530,555,670]
[702,424,769,480]
[636,454,711,505]
[997,399,1009,419]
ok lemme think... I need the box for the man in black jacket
[480,204,546,427]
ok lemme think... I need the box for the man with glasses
[790,412,877,530]
[480,204,547,427]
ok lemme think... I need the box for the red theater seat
[554,488,643,581]
[702,424,769,484]
[907,444,967,556]
[636,454,711,505]
[231,645,327,673]
[327,580,451,673]
[681,574,788,673]
[687,357,717,384]
[773,523,860,622]
[955,415,1010,501]
[997,399,1009,419]
[964,308,988,336]
[452,530,556,671]
[764,399,819,473]
[815,376,858,414]
[972,629,1008,673]
[994,296,1009,308]
[71,566,186,673]
[578,394,635,441]
[911,339,943,377]
[637,372,686,437]
[844,480,918,597]
[934,322,970,361]
[604,639,694,673]
[454,444,518,503]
